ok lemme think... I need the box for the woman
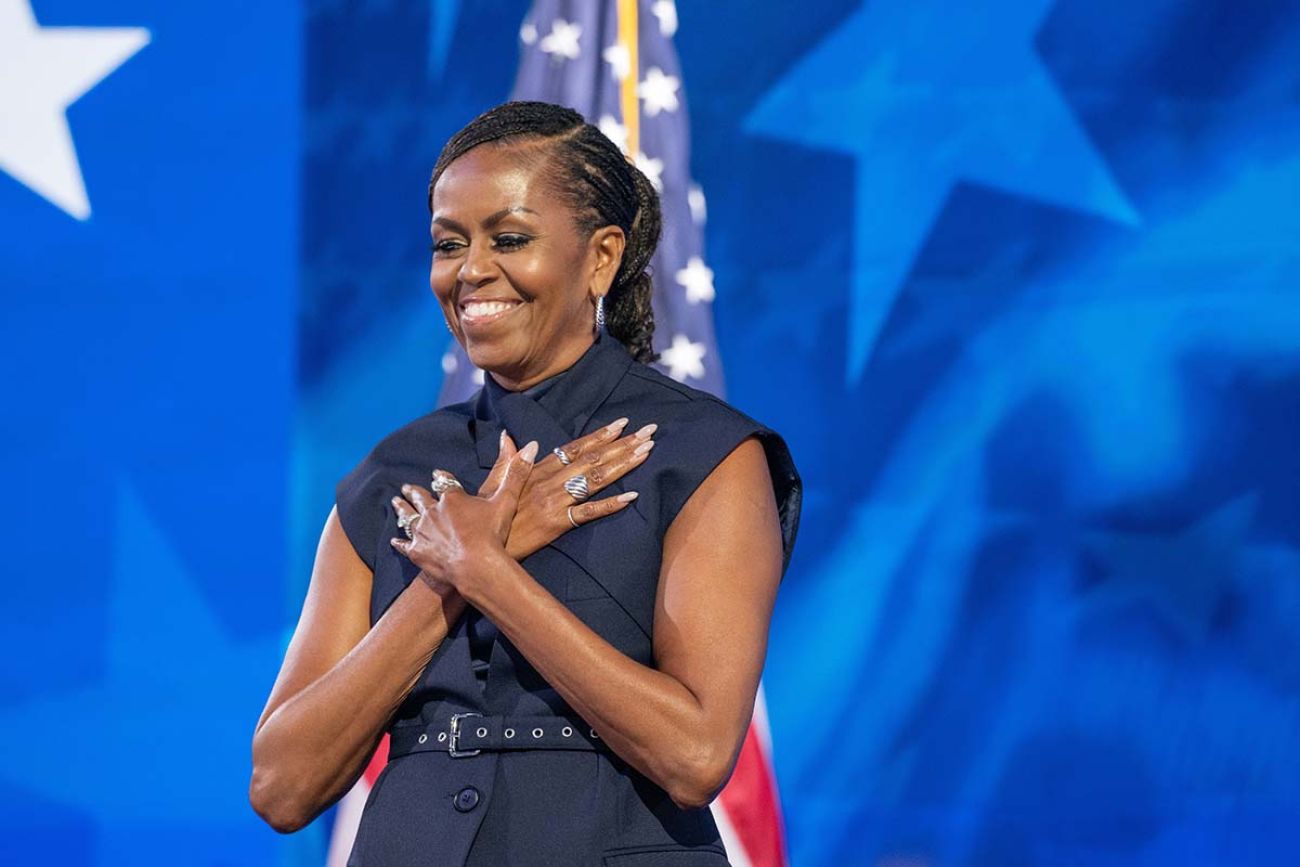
[250,101,802,866]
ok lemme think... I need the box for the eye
[493,234,531,250]
[431,239,463,256]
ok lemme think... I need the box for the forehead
[431,143,554,218]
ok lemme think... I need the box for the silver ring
[553,446,572,465]
[397,511,418,539]
[430,471,464,497]
[563,474,590,502]
[567,505,581,529]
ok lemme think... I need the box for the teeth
[463,301,518,317]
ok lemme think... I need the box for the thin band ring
[567,505,581,529]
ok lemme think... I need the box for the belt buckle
[448,712,482,758]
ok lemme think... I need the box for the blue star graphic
[1083,495,1257,642]
[0,483,282,863]
[745,0,1139,382]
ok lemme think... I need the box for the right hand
[478,417,657,560]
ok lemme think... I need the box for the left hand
[389,440,539,594]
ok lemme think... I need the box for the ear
[588,225,626,297]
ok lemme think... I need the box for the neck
[487,334,597,392]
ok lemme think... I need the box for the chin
[462,339,521,377]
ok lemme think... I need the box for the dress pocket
[601,844,731,866]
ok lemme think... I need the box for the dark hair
[428,101,662,364]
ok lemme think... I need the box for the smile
[460,299,523,328]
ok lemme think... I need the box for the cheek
[429,261,456,300]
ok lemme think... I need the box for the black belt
[389,713,608,759]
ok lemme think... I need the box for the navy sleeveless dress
[335,330,802,866]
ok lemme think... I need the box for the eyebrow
[432,206,538,233]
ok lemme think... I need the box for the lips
[459,298,523,329]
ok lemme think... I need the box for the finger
[565,490,639,527]
[481,430,517,497]
[430,469,468,503]
[389,536,413,557]
[569,427,657,495]
[392,494,419,530]
[492,440,538,507]
[402,483,437,513]
[554,417,630,466]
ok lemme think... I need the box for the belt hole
[437,732,447,743]
[504,728,515,739]
[561,726,573,737]
[532,728,544,739]
[418,733,428,744]
[476,726,488,738]
[590,728,599,739]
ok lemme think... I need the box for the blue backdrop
[2,1,1298,864]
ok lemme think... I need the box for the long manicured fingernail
[617,491,638,502]
[519,440,539,463]
[499,429,507,449]
[606,417,630,434]
[633,439,655,456]
[634,423,657,440]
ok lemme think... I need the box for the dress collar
[472,329,634,468]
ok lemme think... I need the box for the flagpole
[616,0,639,157]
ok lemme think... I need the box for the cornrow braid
[428,101,662,364]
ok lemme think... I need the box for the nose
[457,239,497,286]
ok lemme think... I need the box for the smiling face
[429,141,625,391]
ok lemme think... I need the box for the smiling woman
[248,101,802,867]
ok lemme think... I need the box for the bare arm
[248,423,648,833]
[451,436,784,808]
[248,507,466,833]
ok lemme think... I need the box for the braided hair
[428,101,662,364]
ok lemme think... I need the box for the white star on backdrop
[0,0,149,219]
[635,151,664,191]
[602,43,630,81]
[687,183,707,225]
[660,333,707,381]
[651,1,678,37]
[638,67,680,116]
[519,21,538,45]
[539,19,581,60]
[598,114,628,153]
[675,256,715,304]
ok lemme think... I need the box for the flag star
[598,114,628,154]
[0,0,149,219]
[634,151,664,192]
[651,1,678,37]
[520,22,538,45]
[602,43,630,81]
[539,19,582,60]
[675,256,715,304]
[637,67,680,116]
[660,334,707,381]
[441,349,459,375]
[687,183,707,225]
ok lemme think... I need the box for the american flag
[329,3,786,865]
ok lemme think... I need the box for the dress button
[453,786,481,812]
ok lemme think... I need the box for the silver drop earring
[594,295,605,331]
